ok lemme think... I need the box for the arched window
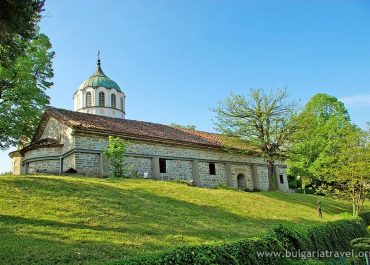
[111,94,116,109]
[86,92,92,107]
[120,97,124,111]
[99,92,105,107]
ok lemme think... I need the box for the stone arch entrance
[237,174,246,190]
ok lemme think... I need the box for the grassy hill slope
[0,175,362,264]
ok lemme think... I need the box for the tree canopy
[287,93,355,182]
[0,0,45,67]
[170,123,197,130]
[214,88,298,190]
[0,0,53,150]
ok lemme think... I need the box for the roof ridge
[46,107,223,147]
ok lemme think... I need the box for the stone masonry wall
[256,166,269,191]
[199,162,226,188]
[75,153,100,176]
[23,117,75,175]
[160,160,193,182]
[28,159,60,174]
[124,157,152,178]
[230,165,253,190]
[40,117,75,152]
[73,135,286,189]
[63,153,75,172]
[276,167,289,192]
[23,130,286,191]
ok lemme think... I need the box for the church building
[9,58,288,191]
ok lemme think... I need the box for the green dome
[78,60,121,92]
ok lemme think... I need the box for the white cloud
[340,94,370,107]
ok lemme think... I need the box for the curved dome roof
[78,59,121,92]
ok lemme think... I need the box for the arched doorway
[237,174,246,190]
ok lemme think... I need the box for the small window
[120,97,124,111]
[209,163,216,175]
[279,174,284,184]
[86,92,92,107]
[159,158,166,173]
[111,94,116,108]
[99,92,105,107]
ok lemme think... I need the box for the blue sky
[1,0,370,172]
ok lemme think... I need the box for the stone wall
[73,134,287,189]
[124,157,152,178]
[276,167,289,192]
[198,162,226,188]
[75,153,100,176]
[63,153,75,172]
[22,129,287,191]
[28,159,60,174]
[230,165,253,190]
[160,159,193,182]
[40,117,75,151]
[10,152,23,175]
[25,147,63,160]
[256,166,269,191]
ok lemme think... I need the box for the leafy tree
[0,0,45,67]
[170,123,196,130]
[333,129,370,216]
[214,88,298,190]
[103,136,128,178]
[0,33,54,149]
[286,93,356,187]
[0,0,53,150]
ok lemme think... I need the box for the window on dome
[120,97,124,111]
[86,92,92,107]
[111,94,116,109]
[99,92,105,107]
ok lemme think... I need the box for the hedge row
[113,218,367,265]
[359,211,370,225]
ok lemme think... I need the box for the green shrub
[114,219,367,265]
[114,235,285,265]
[271,224,312,251]
[295,188,315,194]
[307,219,367,251]
[359,211,370,225]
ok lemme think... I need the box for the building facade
[9,59,288,192]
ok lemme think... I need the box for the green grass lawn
[0,175,365,265]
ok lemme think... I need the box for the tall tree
[214,88,298,190]
[0,0,45,67]
[333,129,370,216]
[287,93,355,186]
[0,0,54,150]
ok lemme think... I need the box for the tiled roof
[32,107,257,154]
[43,108,225,149]
[21,138,64,154]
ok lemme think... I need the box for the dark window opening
[237,174,246,190]
[209,163,216,175]
[86,92,92,107]
[111,94,117,108]
[279,174,284,184]
[159,158,166,173]
[99,92,105,107]
[64,168,78,174]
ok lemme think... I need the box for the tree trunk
[267,160,276,191]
